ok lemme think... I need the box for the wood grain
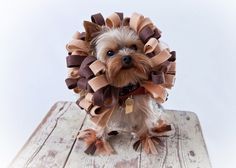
[9,102,211,168]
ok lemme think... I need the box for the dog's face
[91,26,152,87]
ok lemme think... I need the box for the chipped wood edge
[167,110,211,164]
[168,110,212,168]
[184,111,212,167]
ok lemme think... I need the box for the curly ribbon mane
[65,12,176,126]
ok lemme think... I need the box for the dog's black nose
[122,55,132,66]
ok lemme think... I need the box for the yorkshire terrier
[66,13,175,155]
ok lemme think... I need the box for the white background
[0,0,236,167]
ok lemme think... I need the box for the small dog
[66,13,175,155]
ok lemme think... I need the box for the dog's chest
[107,105,147,132]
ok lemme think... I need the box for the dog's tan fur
[92,26,153,87]
[80,22,167,154]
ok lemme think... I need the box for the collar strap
[119,86,146,102]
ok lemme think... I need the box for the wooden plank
[9,101,67,168]
[26,102,86,168]
[9,102,211,168]
[9,102,87,168]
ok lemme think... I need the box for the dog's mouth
[121,66,133,70]
[121,63,134,69]
[119,83,140,96]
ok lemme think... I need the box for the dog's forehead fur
[95,27,140,50]
[92,26,143,61]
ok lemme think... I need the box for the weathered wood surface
[9,101,211,168]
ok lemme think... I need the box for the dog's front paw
[78,129,114,155]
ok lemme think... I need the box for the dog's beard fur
[91,27,152,87]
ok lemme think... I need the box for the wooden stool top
[9,102,211,168]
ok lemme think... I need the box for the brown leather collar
[118,84,146,104]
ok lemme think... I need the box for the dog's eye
[130,44,137,51]
[107,50,115,57]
